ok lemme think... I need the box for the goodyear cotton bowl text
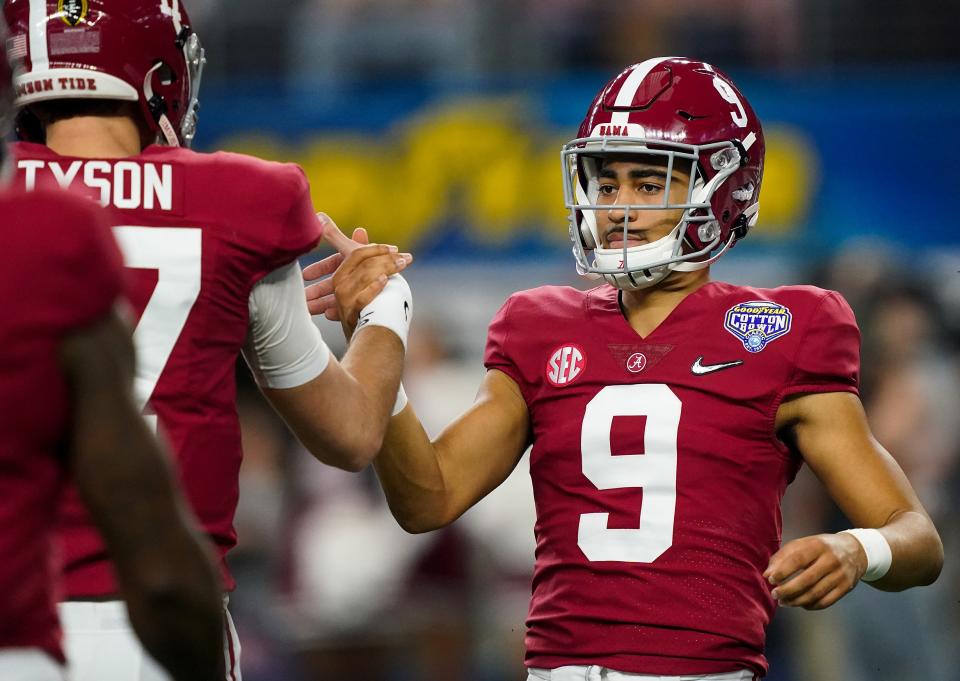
[723,301,792,353]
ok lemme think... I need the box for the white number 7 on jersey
[578,384,681,563]
[112,227,202,430]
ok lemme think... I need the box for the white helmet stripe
[610,57,672,126]
[159,0,183,35]
[171,0,182,35]
[28,0,49,71]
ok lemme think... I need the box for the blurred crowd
[183,0,960,84]
[225,249,960,681]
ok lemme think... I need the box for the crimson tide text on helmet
[3,0,206,147]
[562,57,765,290]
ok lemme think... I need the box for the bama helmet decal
[723,300,792,353]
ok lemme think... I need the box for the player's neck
[44,115,146,158]
[619,268,711,337]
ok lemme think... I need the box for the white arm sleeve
[242,260,331,389]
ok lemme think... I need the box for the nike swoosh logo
[356,311,374,329]
[403,300,410,321]
[691,356,743,375]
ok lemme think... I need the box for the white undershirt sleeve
[242,260,331,389]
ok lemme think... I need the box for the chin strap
[142,63,180,147]
[672,231,733,272]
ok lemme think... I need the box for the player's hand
[303,213,412,337]
[763,532,867,610]
[303,213,412,323]
[303,215,369,319]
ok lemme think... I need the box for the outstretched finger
[303,252,345,282]
[351,227,370,245]
[318,212,359,255]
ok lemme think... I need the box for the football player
[4,1,412,679]
[307,58,944,679]
[0,18,224,681]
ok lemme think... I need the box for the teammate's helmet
[1,16,15,175]
[0,18,13,134]
[3,0,206,147]
[562,57,765,290]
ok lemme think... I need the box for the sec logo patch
[546,344,586,387]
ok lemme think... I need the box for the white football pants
[59,599,241,681]
[527,667,756,681]
[0,649,65,681]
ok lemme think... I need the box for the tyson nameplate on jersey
[15,155,185,215]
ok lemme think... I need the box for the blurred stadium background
[181,0,959,679]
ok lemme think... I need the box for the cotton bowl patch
[724,301,792,353]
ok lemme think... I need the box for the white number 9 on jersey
[578,384,681,563]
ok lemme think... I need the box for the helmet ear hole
[155,63,176,87]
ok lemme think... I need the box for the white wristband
[355,274,412,351]
[840,528,892,582]
[392,382,408,416]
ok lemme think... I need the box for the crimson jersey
[0,187,124,661]
[484,282,860,677]
[12,141,322,596]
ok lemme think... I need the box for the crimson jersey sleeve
[484,296,522,383]
[221,158,321,275]
[783,290,860,397]
[485,293,548,407]
[266,164,322,271]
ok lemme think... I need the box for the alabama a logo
[723,300,792,353]
[546,344,586,387]
[625,352,647,373]
[58,0,88,26]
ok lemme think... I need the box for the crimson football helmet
[3,0,205,147]
[562,57,765,289]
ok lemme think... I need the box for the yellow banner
[219,98,816,249]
